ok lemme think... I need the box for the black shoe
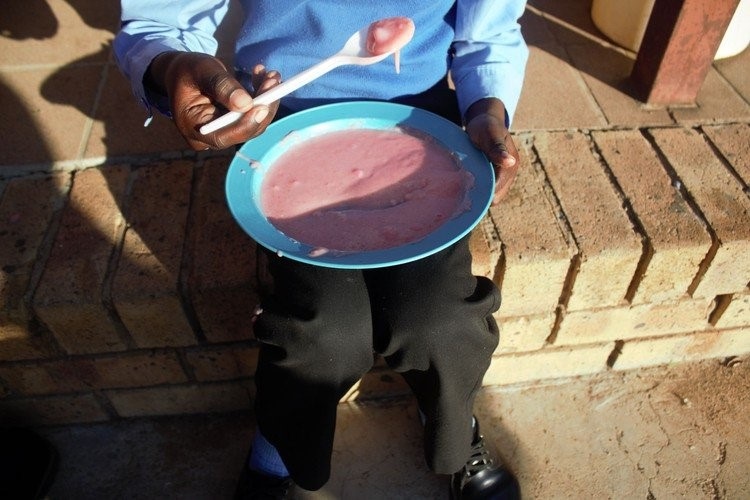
[450,419,520,500]
[234,466,295,500]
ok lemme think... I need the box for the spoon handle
[199,57,343,135]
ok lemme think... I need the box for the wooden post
[630,0,740,106]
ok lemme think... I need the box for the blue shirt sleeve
[113,0,231,116]
[451,0,529,126]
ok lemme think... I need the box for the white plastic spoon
[199,19,414,135]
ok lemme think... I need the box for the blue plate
[225,101,494,269]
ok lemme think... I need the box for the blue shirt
[114,0,528,124]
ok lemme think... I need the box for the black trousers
[252,81,501,491]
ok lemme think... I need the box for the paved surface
[2,1,749,499]
[36,358,749,499]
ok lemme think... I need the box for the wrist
[144,50,183,97]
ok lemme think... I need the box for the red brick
[111,161,196,348]
[33,166,130,354]
[0,173,71,360]
[715,289,750,329]
[0,324,58,362]
[495,312,555,354]
[555,298,714,345]
[483,343,615,386]
[0,363,64,395]
[613,327,750,371]
[0,393,109,426]
[534,131,642,311]
[90,351,189,387]
[490,138,574,317]
[0,351,188,396]
[105,381,252,417]
[469,218,500,279]
[184,344,259,381]
[185,158,258,343]
[650,128,750,297]
[593,130,712,304]
[703,123,750,188]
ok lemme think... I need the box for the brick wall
[1,124,749,426]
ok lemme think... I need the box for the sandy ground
[39,357,749,499]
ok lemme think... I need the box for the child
[115,1,528,498]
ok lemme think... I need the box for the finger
[483,129,516,167]
[198,105,272,149]
[191,66,279,149]
[256,71,281,95]
[185,73,275,147]
[227,87,254,111]
[503,132,521,166]
[466,114,507,160]
[250,64,267,92]
[488,140,516,168]
[251,66,282,119]
[200,69,254,113]
[492,135,521,204]
[250,65,278,93]
[255,72,282,120]
[186,136,213,151]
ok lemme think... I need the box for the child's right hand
[146,52,281,151]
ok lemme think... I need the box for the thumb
[466,113,512,165]
[487,141,517,169]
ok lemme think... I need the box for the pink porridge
[260,127,474,253]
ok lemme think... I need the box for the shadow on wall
[0,0,59,40]
[0,1,254,390]
[0,0,115,39]
[0,0,123,167]
[525,0,640,90]
[0,0,115,40]
[519,0,648,130]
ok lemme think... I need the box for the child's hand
[464,98,520,205]
[147,52,281,150]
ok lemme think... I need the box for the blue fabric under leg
[249,431,290,478]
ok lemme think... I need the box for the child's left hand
[464,98,520,205]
